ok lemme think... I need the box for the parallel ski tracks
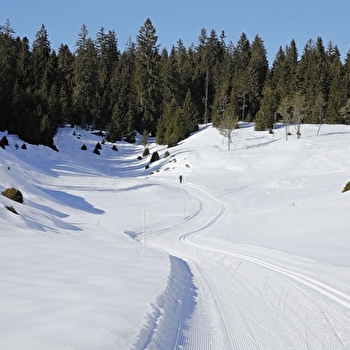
[146,177,350,349]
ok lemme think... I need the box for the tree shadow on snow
[38,188,104,214]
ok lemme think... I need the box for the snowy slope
[1,123,350,349]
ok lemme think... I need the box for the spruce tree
[73,25,98,128]
[57,44,75,124]
[134,18,161,134]
[108,40,137,142]
[231,33,251,122]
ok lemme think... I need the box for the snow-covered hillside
[1,123,350,349]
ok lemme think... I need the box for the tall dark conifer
[134,18,161,134]
[57,44,75,124]
[95,27,119,128]
[73,24,98,127]
[108,39,137,142]
[246,35,268,119]
[231,33,251,121]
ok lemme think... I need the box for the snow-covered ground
[1,123,350,349]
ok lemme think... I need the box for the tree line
[1,18,350,148]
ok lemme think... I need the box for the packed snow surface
[1,123,350,349]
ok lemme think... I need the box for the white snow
[1,123,350,349]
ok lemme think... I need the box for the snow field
[1,123,350,349]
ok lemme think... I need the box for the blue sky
[2,0,350,64]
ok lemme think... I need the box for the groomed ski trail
[145,181,350,350]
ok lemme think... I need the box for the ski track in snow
[2,125,350,350]
[144,132,350,349]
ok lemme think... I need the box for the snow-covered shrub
[2,188,24,204]
[1,136,9,146]
[150,151,159,163]
[342,181,350,193]
[142,147,150,157]
[6,205,18,215]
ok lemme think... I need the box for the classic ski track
[145,141,350,350]
[176,184,350,349]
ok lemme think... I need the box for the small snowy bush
[1,136,9,146]
[142,147,150,157]
[342,181,350,193]
[150,151,159,163]
[2,188,24,204]
[6,205,18,215]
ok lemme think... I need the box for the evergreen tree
[254,77,277,131]
[72,24,98,128]
[231,32,251,122]
[246,35,268,119]
[326,44,346,123]
[95,27,119,128]
[0,20,17,131]
[108,39,137,142]
[57,44,75,124]
[297,38,328,123]
[32,25,51,92]
[134,18,161,134]
[212,45,233,127]
[181,89,199,136]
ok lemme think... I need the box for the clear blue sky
[2,0,350,64]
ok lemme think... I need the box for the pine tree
[231,33,251,122]
[0,20,17,131]
[57,44,75,124]
[73,25,98,128]
[326,44,346,123]
[108,40,137,142]
[32,25,51,92]
[134,18,161,134]
[246,35,268,120]
[297,37,328,123]
[212,45,233,127]
[95,27,119,128]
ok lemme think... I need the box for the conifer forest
[1,18,350,147]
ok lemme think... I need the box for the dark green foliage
[137,155,142,160]
[1,18,350,146]
[95,142,102,150]
[150,151,159,163]
[93,147,100,155]
[342,181,350,193]
[145,164,149,169]
[134,18,161,134]
[142,147,150,157]
[21,143,27,150]
[2,187,24,203]
[112,144,118,151]
[164,150,170,158]
[1,136,9,146]
[81,144,87,150]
